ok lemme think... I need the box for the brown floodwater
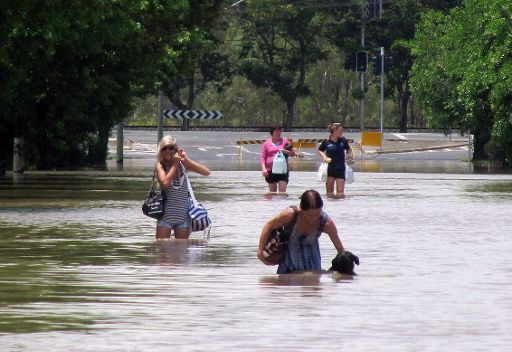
[0,166,511,351]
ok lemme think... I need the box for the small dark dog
[329,251,360,275]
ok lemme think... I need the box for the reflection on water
[1,170,512,351]
[259,271,356,287]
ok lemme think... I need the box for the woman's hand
[177,148,187,160]
[257,249,274,266]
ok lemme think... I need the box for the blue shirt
[318,137,351,171]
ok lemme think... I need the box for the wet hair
[299,189,324,210]
[156,135,178,163]
[269,125,281,135]
[328,122,342,134]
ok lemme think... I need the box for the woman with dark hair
[318,122,353,198]
[260,125,296,193]
[257,190,347,273]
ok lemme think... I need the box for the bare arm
[155,158,180,188]
[322,217,345,254]
[179,148,210,176]
[318,150,329,163]
[257,208,295,265]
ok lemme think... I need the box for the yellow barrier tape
[236,138,354,145]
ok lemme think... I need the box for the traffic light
[374,52,383,75]
[367,0,382,20]
[356,51,368,72]
[373,53,392,75]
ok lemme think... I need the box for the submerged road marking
[391,133,408,140]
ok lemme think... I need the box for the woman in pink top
[260,125,296,193]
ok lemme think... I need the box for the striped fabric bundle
[189,197,211,232]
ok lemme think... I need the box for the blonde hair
[157,135,178,163]
[328,122,342,134]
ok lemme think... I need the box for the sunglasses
[162,146,176,152]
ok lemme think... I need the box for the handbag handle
[151,168,157,186]
[147,168,158,192]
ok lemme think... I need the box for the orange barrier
[361,131,383,147]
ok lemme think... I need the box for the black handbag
[261,206,298,265]
[142,170,165,219]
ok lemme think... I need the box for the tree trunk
[399,81,411,133]
[472,127,490,161]
[181,76,196,131]
[285,99,295,131]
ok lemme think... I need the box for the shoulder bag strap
[181,163,196,203]
[287,205,299,228]
[318,212,329,232]
[149,168,157,190]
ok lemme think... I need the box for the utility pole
[157,90,164,145]
[359,1,366,131]
[379,47,384,133]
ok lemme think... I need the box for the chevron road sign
[163,109,223,120]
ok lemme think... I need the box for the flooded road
[1,166,512,351]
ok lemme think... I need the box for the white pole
[359,3,366,131]
[468,131,472,161]
[13,137,25,173]
[380,47,384,133]
[157,90,164,144]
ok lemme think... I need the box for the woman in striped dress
[257,190,347,273]
[155,136,210,239]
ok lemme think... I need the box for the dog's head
[329,251,360,275]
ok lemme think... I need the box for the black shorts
[265,171,289,184]
[327,168,345,180]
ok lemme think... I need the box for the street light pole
[380,46,384,133]
[157,90,164,145]
[359,1,366,131]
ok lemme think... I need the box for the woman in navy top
[318,123,353,198]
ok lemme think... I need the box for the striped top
[161,164,190,225]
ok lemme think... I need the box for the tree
[234,0,327,130]
[159,1,233,131]
[367,0,462,132]
[0,0,221,171]
[410,0,512,166]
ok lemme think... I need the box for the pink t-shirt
[260,137,295,171]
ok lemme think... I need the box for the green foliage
[0,0,225,169]
[159,0,232,131]
[410,0,512,165]
[235,0,328,129]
